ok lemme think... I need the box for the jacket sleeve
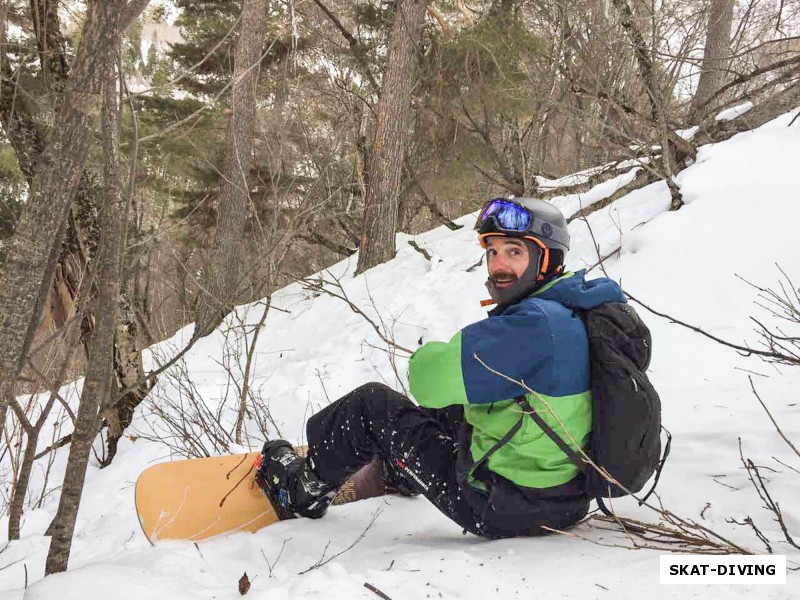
[409,302,553,408]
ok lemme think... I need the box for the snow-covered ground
[2,108,800,599]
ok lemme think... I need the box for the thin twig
[739,438,800,551]
[773,456,800,475]
[364,582,393,600]
[624,290,797,364]
[261,539,291,578]
[407,240,432,261]
[749,376,800,461]
[298,275,413,355]
[298,508,382,575]
[465,255,484,273]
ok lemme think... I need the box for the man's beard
[485,241,544,308]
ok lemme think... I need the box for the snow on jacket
[408,270,626,489]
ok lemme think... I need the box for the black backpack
[517,302,670,514]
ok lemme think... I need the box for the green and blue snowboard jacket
[409,270,626,491]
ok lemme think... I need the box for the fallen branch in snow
[364,582,393,600]
[537,162,636,200]
[585,514,750,554]
[725,515,772,554]
[407,240,432,261]
[748,377,800,461]
[363,279,410,397]
[466,255,483,273]
[260,538,291,578]
[626,267,800,368]
[739,438,800,552]
[566,170,660,225]
[297,507,383,575]
[697,80,800,146]
[774,456,800,475]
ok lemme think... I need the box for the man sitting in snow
[255,197,626,538]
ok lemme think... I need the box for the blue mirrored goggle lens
[480,200,531,231]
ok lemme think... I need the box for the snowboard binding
[254,440,337,519]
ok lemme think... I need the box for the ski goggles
[476,199,533,233]
[475,198,569,249]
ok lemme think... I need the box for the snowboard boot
[254,440,337,519]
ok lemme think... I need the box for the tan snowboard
[134,449,386,543]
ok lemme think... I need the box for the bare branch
[749,377,800,461]
[298,508,382,574]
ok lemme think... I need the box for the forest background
[0,0,799,575]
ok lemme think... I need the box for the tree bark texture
[193,0,269,339]
[688,0,734,123]
[102,292,155,466]
[29,0,70,96]
[45,72,126,576]
[0,0,148,434]
[355,0,426,275]
[6,264,90,541]
[18,1,146,442]
[4,1,97,382]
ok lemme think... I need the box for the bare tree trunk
[356,0,426,275]
[101,292,155,466]
[7,262,92,540]
[28,1,150,462]
[29,0,70,96]
[0,0,148,435]
[688,0,734,123]
[44,67,126,575]
[611,0,683,210]
[193,0,269,339]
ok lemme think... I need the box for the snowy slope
[2,108,800,599]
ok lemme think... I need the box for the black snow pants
[306,382,590,538]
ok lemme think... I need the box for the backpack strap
[595,425,672,516]
[514,396,586,473]
[465,414,525,483]
[638,425,672,505]
[516,396,621,515]
[466,397,671,515]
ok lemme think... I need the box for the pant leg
[306,382,491,536]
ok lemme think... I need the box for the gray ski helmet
[480,196,570,253]
[478,196,570,307]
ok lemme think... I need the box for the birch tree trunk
[193,0,269,339]
[44,70,126,576]
[355,0,426,275]
[688,0,734,123]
